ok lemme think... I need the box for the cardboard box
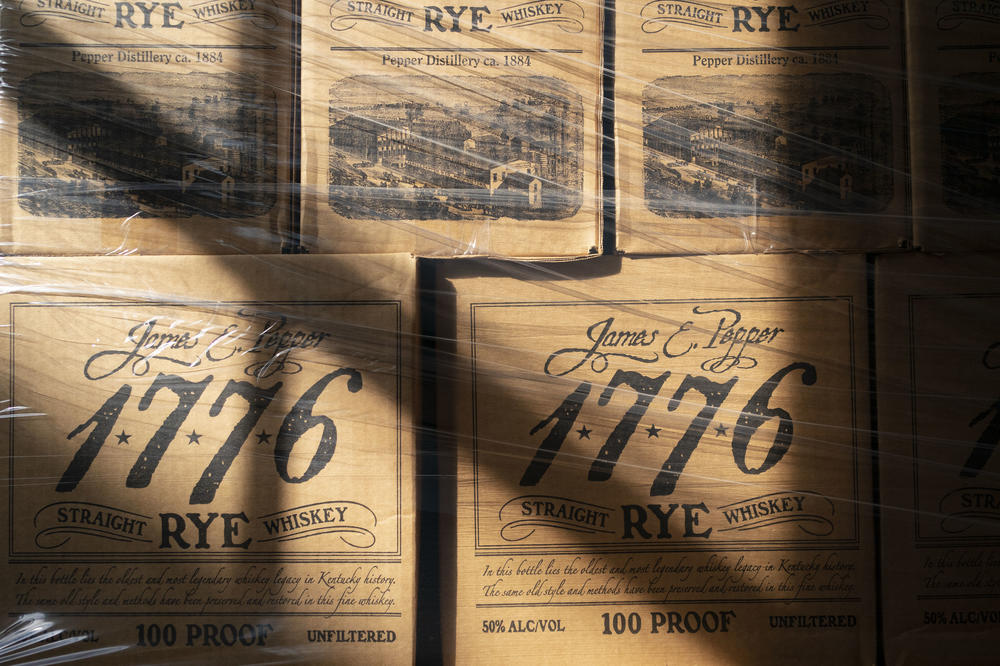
[1,1,292,254]
[440,254,875,663]
[0,254,416,663]
[876,253,1000,664]
[908,4,1000,251]
[299,0,604,257]
[615,1,909,254]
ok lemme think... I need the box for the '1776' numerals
[963,398,1000,477]
[58,368,362,504]
[521,362,817,495]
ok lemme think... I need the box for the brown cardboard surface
[876,253,1000,664]
[300,0,603,257]
[1,2,291,255]
[441,254,875,664]
[615,1,909,255]
[908,4,1000,251]
[0,254,416,663]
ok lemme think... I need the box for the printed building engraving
[328,75,583,220]
[643,73,893,218]
[939,72,1000,216]
[17,72,278,218]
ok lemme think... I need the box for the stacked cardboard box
[0,255,417,663]
[615,0,909,254]
[440,254,876,663]
[0,0,293,254]
[877,254,1000,664]
[299,0,605,256]
[907,4,1000,251]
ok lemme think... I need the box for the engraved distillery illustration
[17,72,278,218]
[939,73,1000,216]
[643,73,893,217]
[329,75,583,220]
[470,299,860,557]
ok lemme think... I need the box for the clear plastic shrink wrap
[0,0,996,662]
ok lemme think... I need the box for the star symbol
[646,424,661,438]
[255,430,272,445]
[186,430,203,445]
[115,430,131,445]
[577,425,592,439]
[715,424,728,437]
